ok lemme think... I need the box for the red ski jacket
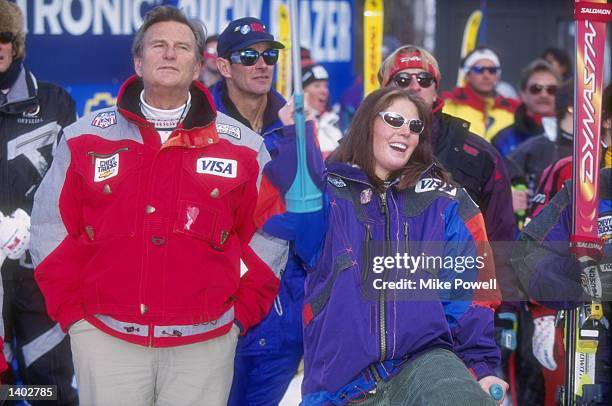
[30,76,286,347]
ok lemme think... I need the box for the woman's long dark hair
[329,87,449,191]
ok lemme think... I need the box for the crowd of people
[0,1,611,405]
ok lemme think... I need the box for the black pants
[2,266,77,406]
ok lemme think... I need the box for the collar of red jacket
[444,85,518,114]
[116,76,219,148]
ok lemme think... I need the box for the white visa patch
[415,178,457,196]
[94,154,119,182]
[196,157,237,178]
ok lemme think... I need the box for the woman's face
[372,97,421,180]
[304,80,329,114]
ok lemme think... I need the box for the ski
[564,1,611,404]
[275,2,292,99]
[456,9,483,87]
[363,0,383,97]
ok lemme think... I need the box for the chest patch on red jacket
[196,157,238,178]
[94,154,119,182]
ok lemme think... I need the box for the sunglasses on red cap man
[383,50,441,89]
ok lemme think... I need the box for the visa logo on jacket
[196,157,237,178]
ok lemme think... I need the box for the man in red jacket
[30,5,286,405]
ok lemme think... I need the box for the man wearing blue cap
[211,17,306,406]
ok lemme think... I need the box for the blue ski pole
[284,0,322,213]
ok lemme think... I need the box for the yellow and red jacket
[442,85,519,141]
[30,76,287,347]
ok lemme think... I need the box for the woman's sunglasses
[378,112,425,134]
[229,49,279,66]
[528,84,558,96]
[392,72,435,89]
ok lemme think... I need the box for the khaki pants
[69,319,239,406]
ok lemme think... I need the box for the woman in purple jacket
[272,87,507,405]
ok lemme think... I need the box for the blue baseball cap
[217,17,284,58]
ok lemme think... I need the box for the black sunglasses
[469,65,501,75]
[378,112,425,134]
[528,84,558,96]
[229,48,279,66]
[0,32,16,44]
[392,72,435,89]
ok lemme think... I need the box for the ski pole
[284,0,322,213]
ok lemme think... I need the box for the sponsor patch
[462,144,479,156]
[360,188,372,204]
[327,176,347,188]
[216,123,241,139]
[22,104,41,118]
[94,154,119,182]
[92,111,117,129]
[196,157,237,178]
[598,215,612,240]
[415,178,457,196]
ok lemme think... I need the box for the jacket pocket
[174,154,250,250]
[78,147,143,241]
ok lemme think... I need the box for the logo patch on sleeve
[92,111,117,129]
[328,176,347,188]
[94,154,119,182]
[196,157,237,178]
[216,123,241,139]
[415,178,457,196]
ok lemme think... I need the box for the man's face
[465,58,500,96]
[520,71,559,117]
[134,21,201,96]
[0,35,14,74]
[222,42,276,97]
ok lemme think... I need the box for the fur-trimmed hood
[0,0,25,60]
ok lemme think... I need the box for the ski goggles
[392,72,436,89]
[378,112,425,134]
[469,65,501,75]
[229,48,279,66]
[528,83,558,96]
[0,32,16,44]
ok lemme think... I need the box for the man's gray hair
[132,5,206,63]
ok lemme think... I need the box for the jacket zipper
[362,223,372,281]
[378,189,390,361]
[403,221,410,258]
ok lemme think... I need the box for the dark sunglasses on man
[528,83,558,96]
[469,65,501,75]
[229,48,279,66]
[392,72,436,89]
[0,32,16,44]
